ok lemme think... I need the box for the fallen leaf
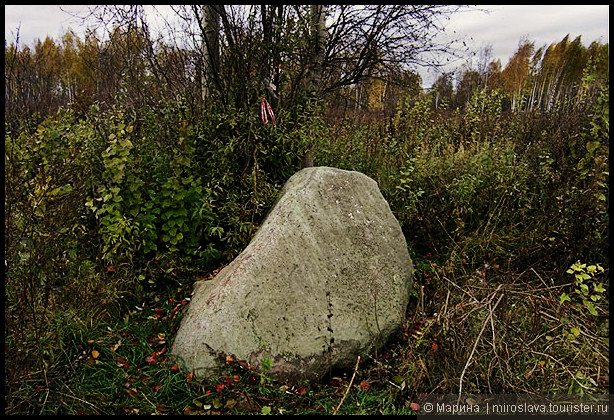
[117,356,130,368]
[152,383,162,393]
[171,364,180,372]
[359,381,370,391]
[410,402,420,411]
[84,357,95,366]
[91,350,100,359]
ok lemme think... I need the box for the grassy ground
[5,256,608,415]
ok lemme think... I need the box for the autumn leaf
[359,380,371,391]
[145,355,157,364]
[117,356,130,368]
[91,350,100,359]
[410,402,420,411]
[171,364,180,372]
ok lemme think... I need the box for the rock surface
[172,166,413,383]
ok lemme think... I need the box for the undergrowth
[5,84,609,414]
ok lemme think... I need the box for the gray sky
[4,4,609,87]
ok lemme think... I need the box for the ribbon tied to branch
[260,96,277,127]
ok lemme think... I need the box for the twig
[457,285,504,404]
[333,356,360,415]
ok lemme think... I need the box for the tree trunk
[301,5,328,168]
[201,5,221,101]
[307,5,327,96]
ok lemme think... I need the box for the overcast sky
[4,4,609,87]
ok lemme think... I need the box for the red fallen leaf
[432,342,438,352]
[146,355,157,364]
[205,390,212,396]
[171,364,180,372]
[216,383,225,393]
[410,402,420,411]
[359,381,370,391]
[233,374,240,382]
[84,357,95,366]
[225,355,234,365]
[152,384,162,393]
[117,356,130,368]
[296,387,307,395]
[107,265,116,273]
[186,371,194,381]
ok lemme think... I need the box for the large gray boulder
[172,166,413,383]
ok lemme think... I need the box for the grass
[5,256,608,414]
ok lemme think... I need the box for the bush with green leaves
[560,261,607,317]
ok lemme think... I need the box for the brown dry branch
[457,284,504,403]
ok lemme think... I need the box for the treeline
[5,20,608,133]
[4,27,203,132]
[5,5,461,133]
[426,35,609,113]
